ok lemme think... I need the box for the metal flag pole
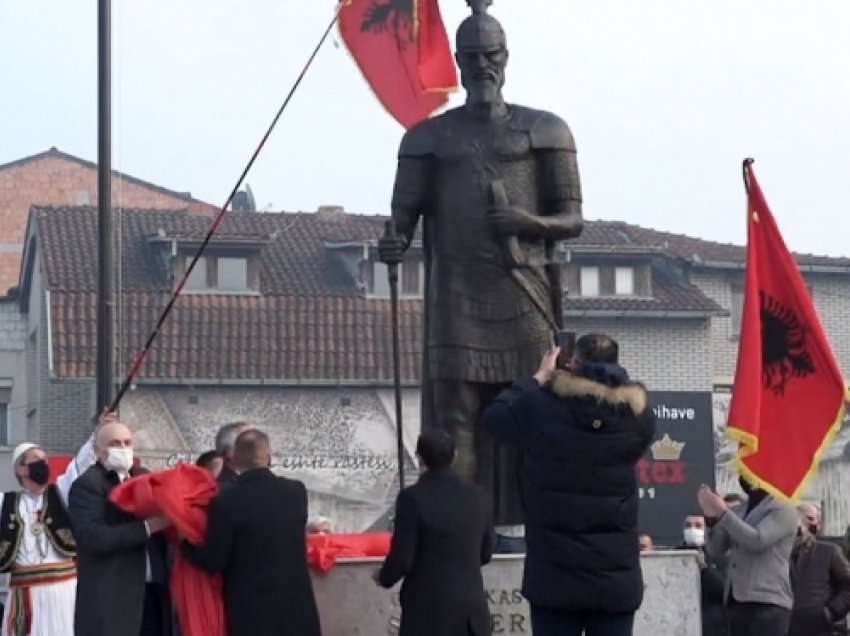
[96,0,114,413]
[381,220,405,491]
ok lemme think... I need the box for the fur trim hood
[548,370,649,415]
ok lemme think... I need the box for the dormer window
[180,255,256,293]
[566,263,650,298]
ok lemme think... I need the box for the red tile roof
[35,206,818,380]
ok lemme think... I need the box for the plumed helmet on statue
[457,0,506,51]
[12,442,39,467]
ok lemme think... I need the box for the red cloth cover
[110,464,225,636]
[306,532,391,574]
[47,455,72,484]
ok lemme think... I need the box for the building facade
[7,203,850,533]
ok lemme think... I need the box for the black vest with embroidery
[0,484,77,572]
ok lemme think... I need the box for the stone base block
[311,550,702,635]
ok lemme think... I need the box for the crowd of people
[0,332,847,636]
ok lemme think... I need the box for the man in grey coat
[699,478,798,636]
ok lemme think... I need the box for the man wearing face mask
[700,477,798,636]
[0,443,77,635]
[678,513,727,636]
[789,510,850,636]
[69,421,172,636]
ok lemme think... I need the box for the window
[0,403,8,446]
[730,285,744,338]
[183,256,252,292]
[185,257,207,290]
[372,262,391,298]
[0,386,11,446]
[615,267,634,295]
[580,267,599,297]
[218,257,248,290]
[370,260,423,298]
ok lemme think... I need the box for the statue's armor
[392,105,582,383]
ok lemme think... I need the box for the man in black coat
[182,429,320,636]
[69,421,172,636]
[376,430,495,636]
[482,334,655,636]
[789,515,850,636]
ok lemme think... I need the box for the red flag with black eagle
[728,160,848,501]
[339,0,457,128]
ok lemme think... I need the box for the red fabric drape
[47,456,72,484]
[306,532,391,574]
[110,465,225,636]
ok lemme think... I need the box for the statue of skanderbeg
[379,0,583,525]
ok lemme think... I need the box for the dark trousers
[530,606,635,636]
[139,583,166,636]
[728,601,790,636]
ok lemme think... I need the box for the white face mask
[683,527,705,547]
[104,447,133,474]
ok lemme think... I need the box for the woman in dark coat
[482,334,655,636]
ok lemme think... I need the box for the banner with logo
[637,391,715,547]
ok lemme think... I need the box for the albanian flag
[727,159,848,501]
[339,0,457,128]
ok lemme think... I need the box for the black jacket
[790,539,850,636]
[69,463,171,636]
[182,468,320,636]
[379,468,494,636]
[216,465,239,490]
[482,367,655,613]
[677,544,728,636]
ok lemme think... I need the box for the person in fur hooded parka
[482,333,656,636]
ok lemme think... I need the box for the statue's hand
[378,234,406,265]
[487,205,542,237]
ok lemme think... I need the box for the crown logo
[650,434,685,461]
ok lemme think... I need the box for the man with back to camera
[182,429,320,636]
[375,429,494,636]
[481,334,655,636]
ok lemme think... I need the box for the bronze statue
[379,0,583,524]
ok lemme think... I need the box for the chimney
[317,205,345,218]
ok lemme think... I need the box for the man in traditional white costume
[0,443,77,636]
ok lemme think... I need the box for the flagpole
[96,0,114,414]
[742,157,755,196]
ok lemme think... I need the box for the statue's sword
[489,179,560,334]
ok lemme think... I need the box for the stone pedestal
[311,550,702,635]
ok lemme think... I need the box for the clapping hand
[697,484,727,519]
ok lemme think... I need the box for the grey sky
[2,1,849,255]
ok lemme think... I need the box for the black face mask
[27,460,50,486]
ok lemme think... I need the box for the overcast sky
[2,1,849,255]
